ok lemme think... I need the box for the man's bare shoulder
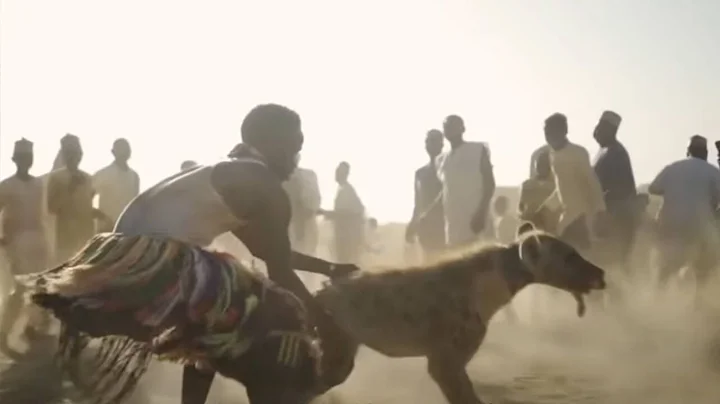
[210,160,280,191]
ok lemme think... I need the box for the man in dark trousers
[406,129,446,260]
[592,110,638,267]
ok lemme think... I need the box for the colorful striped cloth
[20,233,275,404]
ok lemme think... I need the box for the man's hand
[470,209,487,235]
[330,263,360,279]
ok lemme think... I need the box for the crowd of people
[401,110,720,310]
[1,104,720,403]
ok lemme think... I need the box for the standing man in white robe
[436,115,496,248]
[322,162,366,263]
[542,113,606,252]
[0,139,50,355]
[93,138,140,231]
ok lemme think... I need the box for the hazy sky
[2,0,719,222]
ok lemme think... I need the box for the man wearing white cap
[47,134,109,262]
[0,139,50,354]
[649,135,720,294]
[592,110,638,266]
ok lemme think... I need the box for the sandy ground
[2,243,720,403]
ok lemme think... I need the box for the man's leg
[0,285,24,356]
[181,365,215,404]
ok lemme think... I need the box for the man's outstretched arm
[291,251,359,278]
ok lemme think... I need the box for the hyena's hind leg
[426,325,487,404]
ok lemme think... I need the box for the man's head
[425,129,444,159]
[535,150,551,179]
[181,160,198,171]
[515,222,606,317]
[112,138,132,164]
[12,138,34,172]
[688,135,708,160]
[442,115,465,144]
[60,134,83,170]
[593,110,622,147]
[493,196,509,217]
[544,113,568,150]
[240,104,304,181]
[335,161,350,184]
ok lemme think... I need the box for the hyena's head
[515,222,606,317]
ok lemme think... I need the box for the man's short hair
[426,129,443,139]
[444,115,464,126]
[545,113,567,129]
[241,104,300,146]
[113,138,130,148]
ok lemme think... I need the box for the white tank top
[115,161,260,246]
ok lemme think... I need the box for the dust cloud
[2,250,720,404]
[185,271,720,404]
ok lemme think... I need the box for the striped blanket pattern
[21,232,267,404]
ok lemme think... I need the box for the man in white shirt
[542,113,606,252]
[284,166,321,256]
[93,138,140,231]
[322,162,366,263]
[436,115,496,248]
[0,139,50,356]
[649,135,720,288]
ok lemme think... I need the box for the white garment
[284,168,321,255]
[649,157,720,235]
[0,176,49,275]
[494,215,518,245]
[115,164,247,246]
[332,183,365,262]
[93,163,140,224]
[436,142,491,247]
[6,231,49,275]
[544,142,605,234]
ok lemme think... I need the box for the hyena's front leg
[426,322,487,404]
[427,353,484,404]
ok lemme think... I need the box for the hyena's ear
[516,222,536,239]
